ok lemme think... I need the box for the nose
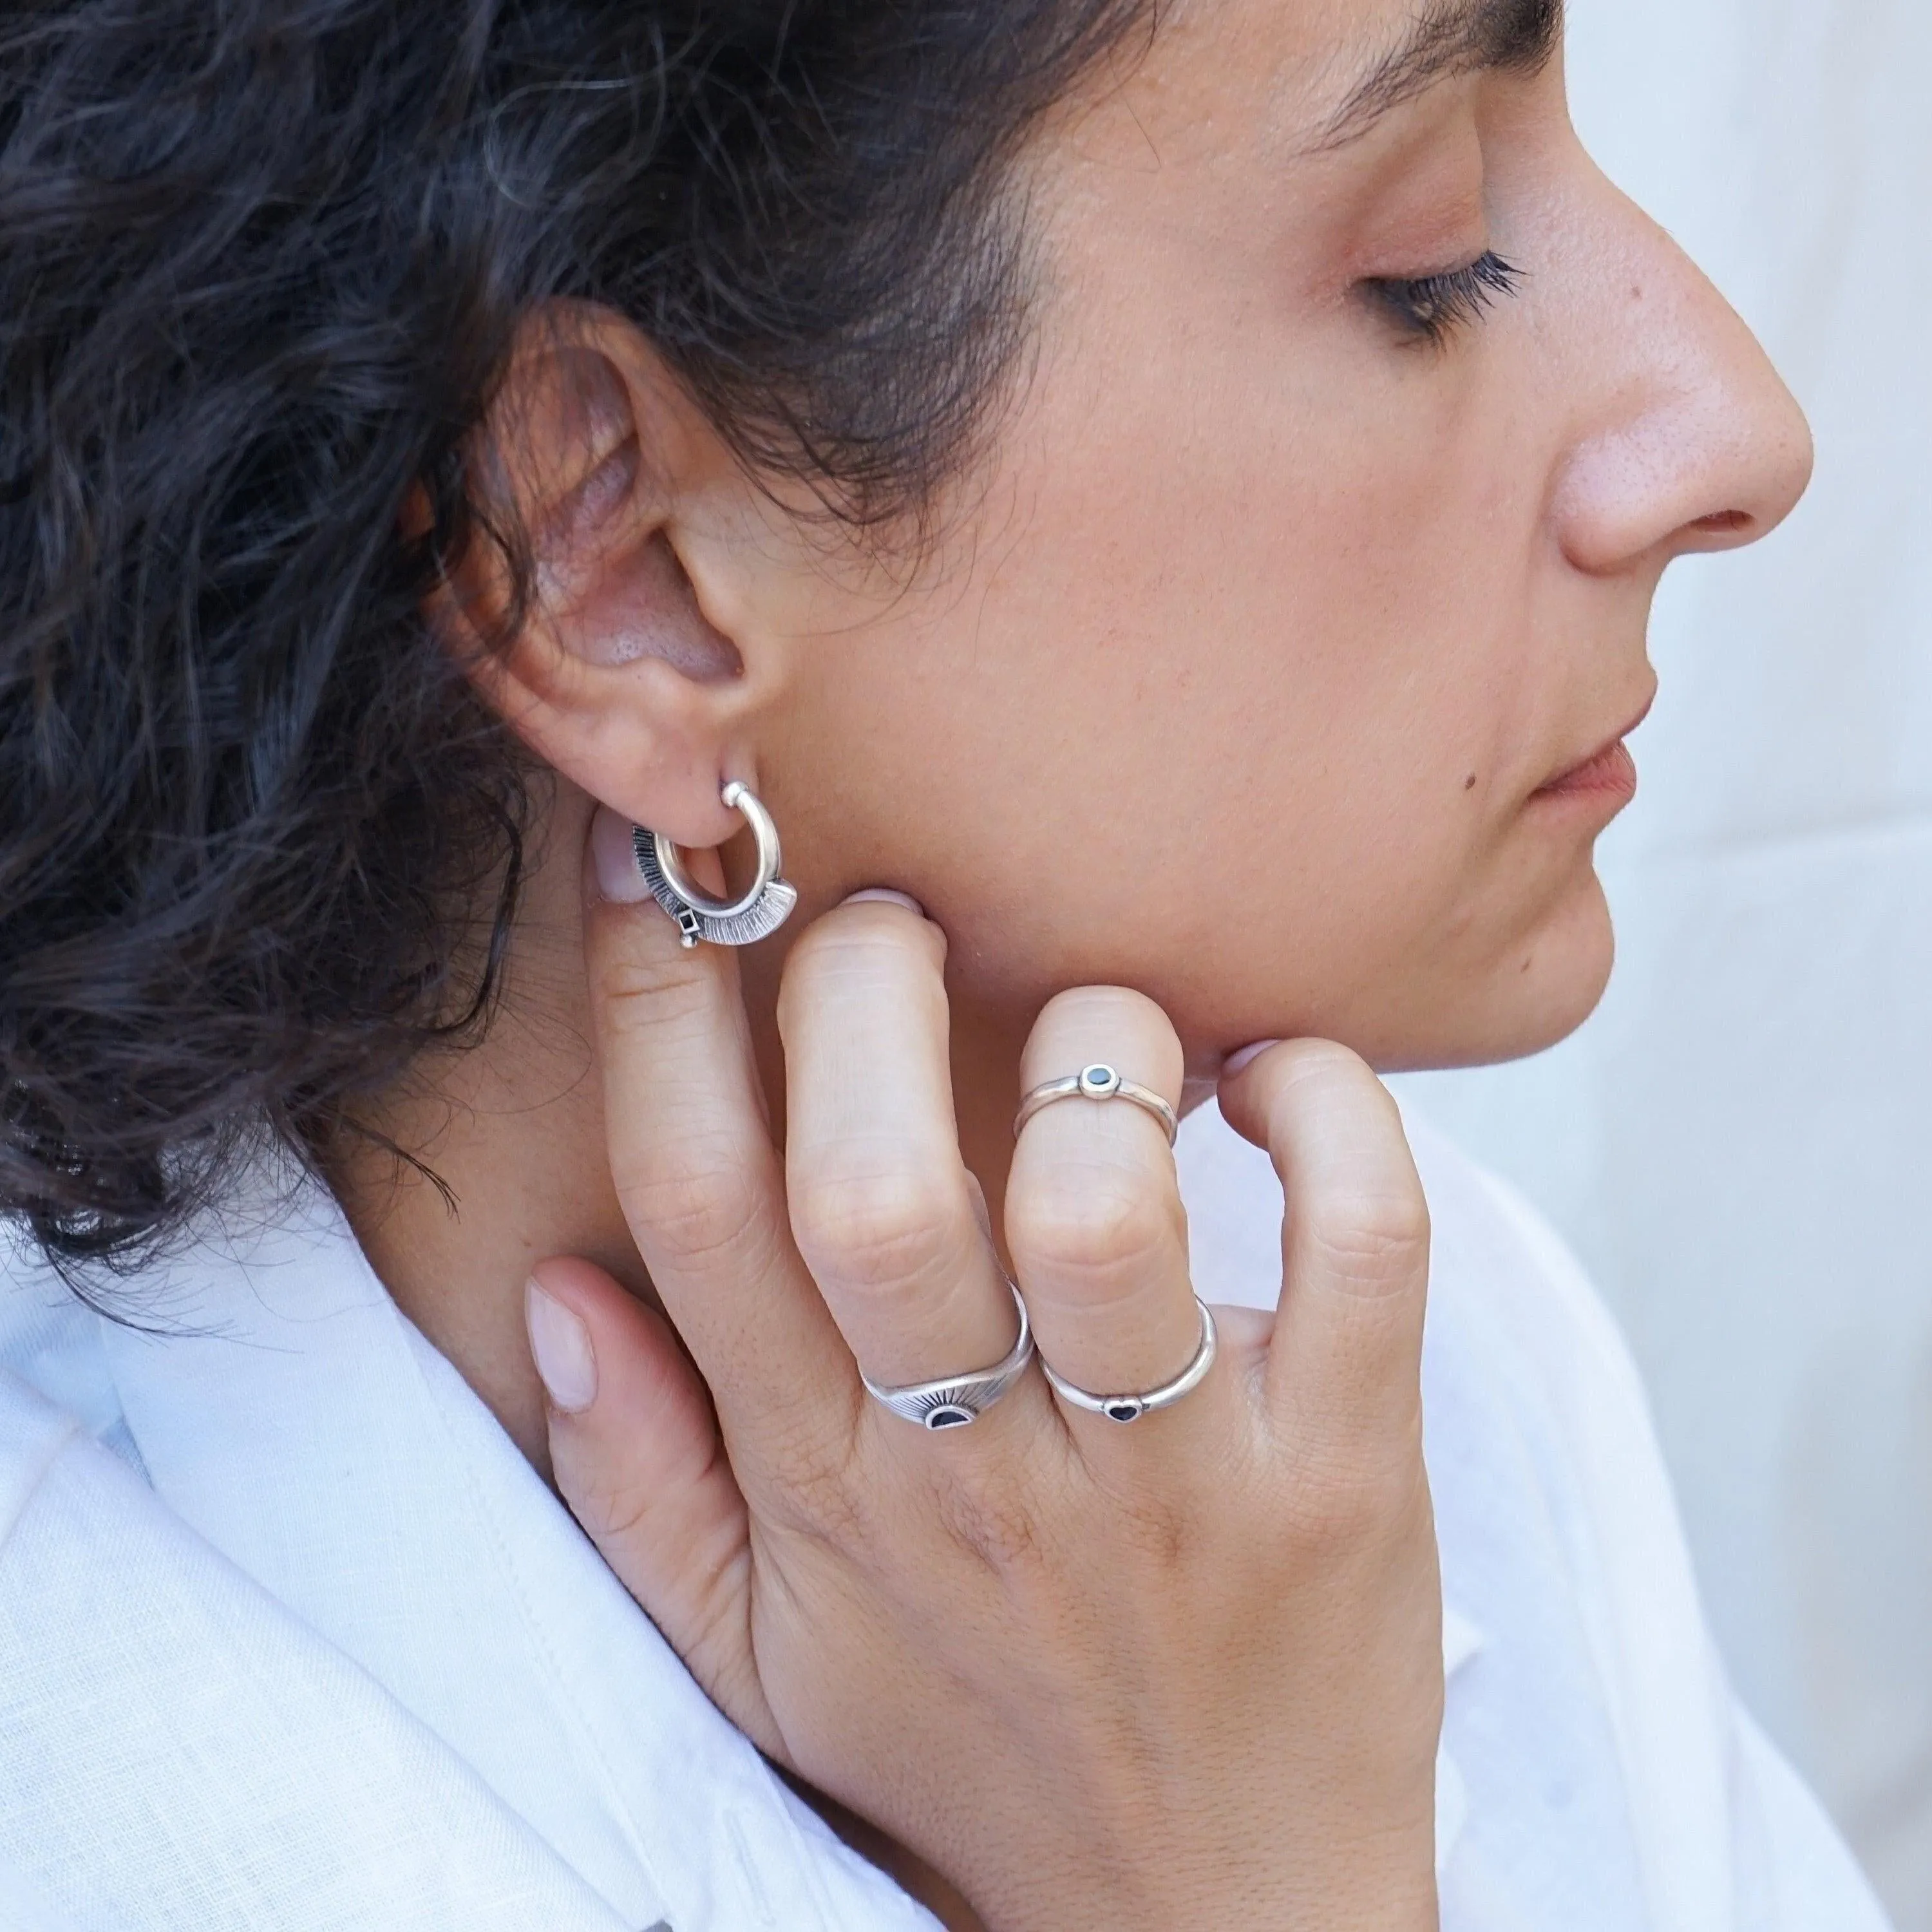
[1549,191,1815,577]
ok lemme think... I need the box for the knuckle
[781,910,945,1010]
[784,1463,869,1549]
[561,1459,660,1551]
[1009,1170,1175,1289]
[620,1132,770,1269]
[789,1157,967,1289]
[1298,1191,1431,1294]
[1108,1490,1194,1570]
[760,1423,871,1548]
[777,920,849,998]
[594,947,714,1039]
[1285,1484,1379,1558]
[938,1482,1048,1575]
[1282,1431,1430,1553]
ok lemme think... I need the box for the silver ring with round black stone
[1039,1296,1218,1425]
[860,1283,1036,1432]
[1013,1063,1180,1148]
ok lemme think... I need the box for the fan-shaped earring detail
[632,781,799,949]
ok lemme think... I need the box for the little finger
[1218,1040,1430,1468]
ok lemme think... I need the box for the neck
[329,783,1030,1474]
[332,784,1009,1929]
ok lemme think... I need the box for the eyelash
[1368,251,1524,345]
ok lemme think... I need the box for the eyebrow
[1316,0,1564,149]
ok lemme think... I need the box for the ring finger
[1007,989,1204,1429]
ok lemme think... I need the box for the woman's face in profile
[654,0,1814,1080]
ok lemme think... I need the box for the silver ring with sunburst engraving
[859,1283,1035,1432]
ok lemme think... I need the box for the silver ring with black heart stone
[1039,1295,1218,1425]
[860,1283,1036,1432]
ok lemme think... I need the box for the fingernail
[840,888,925,916]
[526,1279,598,1414]
[1223,1040,1285,1078]
[590,807,654,904]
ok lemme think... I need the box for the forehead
[1101,0,1562,156]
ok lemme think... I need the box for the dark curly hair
[0,0,1155,1279]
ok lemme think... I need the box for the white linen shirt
[0,1103,1892,1932]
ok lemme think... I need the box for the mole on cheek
[1463,773,1477,791]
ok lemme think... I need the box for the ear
[434,301,779,851]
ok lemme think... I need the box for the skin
[328,0,1814,1924]
[535,900,1446,1931]
[345,0,1809,1467]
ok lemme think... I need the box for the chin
[1378,871,1618,1075]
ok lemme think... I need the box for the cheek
[793,453,1529,1027]
[775,261,1583,1056]
[928,341,1534,911]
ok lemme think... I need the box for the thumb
[527,1256,782,1757]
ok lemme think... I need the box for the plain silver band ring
[1039,1296,1218,1425]
[1013,1063,1180,1148]
[859,1283,1035,1432]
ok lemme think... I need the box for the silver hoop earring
[632,782,799,949]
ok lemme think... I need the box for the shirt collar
[8,1158,1482,1904]
[82,1164,931,1932]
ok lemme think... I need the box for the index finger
[585,807,855,1459]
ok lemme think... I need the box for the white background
[1396,0,1932,1921]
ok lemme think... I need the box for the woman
[0,0,1879,1927]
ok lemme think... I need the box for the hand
[527,828,1443,1932]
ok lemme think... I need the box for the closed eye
[1367,251,1524,345]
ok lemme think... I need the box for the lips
[1533,692,1654,808]
[1536,737,1638,803]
